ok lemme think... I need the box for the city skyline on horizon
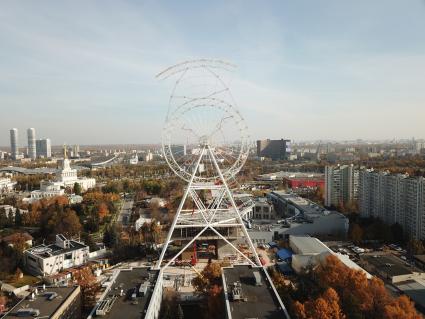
[1,128,424,153]
[1,1,425,145]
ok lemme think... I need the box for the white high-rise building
[27,128,36,160]
[9,128,19,160]
[36,138,51,158]
[324,164,359,208]
[359,169,425,240]
[72,144,80,157]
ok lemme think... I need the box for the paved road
[116,198,134,226]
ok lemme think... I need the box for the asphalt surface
[117,198,134,226]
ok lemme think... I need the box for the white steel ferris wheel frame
[155,143,261,269]
[155,60,261,270]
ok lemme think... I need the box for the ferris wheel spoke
[160,60,249,183]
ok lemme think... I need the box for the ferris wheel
[157,59,250,183]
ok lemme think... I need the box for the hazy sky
[1,1,425,146]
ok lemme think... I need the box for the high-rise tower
[27,128,36,160]
[9,128,19,160]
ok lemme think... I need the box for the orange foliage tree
[97,202,110,220]
[293,255,421,319]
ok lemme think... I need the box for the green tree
[14,209,22,227]
[0,208,7,228]
[103,226,118,248]
[73,182,82,195]
[81,232,98,251]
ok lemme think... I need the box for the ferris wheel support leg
[207,146,262,266]
[155,147,206,270]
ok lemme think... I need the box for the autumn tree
[383,295,421,319]
[73,267,100,312]
[49,209,82,237]
[97,202,110,220]
[304,255,422,319]
[192,262,222,293]
[294,288,345,319]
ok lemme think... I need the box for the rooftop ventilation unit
[96,296,117,316]
[56,234,70,249]
[139,281,150,296]
[45,292,58,301]
[16,308,40,317]
[253,271,262,286]
[230,281,247,301]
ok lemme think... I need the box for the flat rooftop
[269,191,326,216]
[2,286,79,319]
[395,280,425,310]
[362,254,412,277]
[26,240,87,258]
[93,268,159,319]
[290,236,332,255]
[222,265,288,319]
[258,171,324,180]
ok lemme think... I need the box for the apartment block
[359,169,425,240]
[324,164,359,207]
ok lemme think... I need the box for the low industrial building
[2,285,81,319]
[221,264,289,319]
[268,191,349,238]
[290,236,371,278]
[24,234,89,276]
[361,253,425,284]
[395,279,425,313]
[250,197,276,220]
[88,267,159,319]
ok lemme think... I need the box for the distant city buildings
[359,169,425,240]
[324,164,359,208]
[27,128,36,160]
[29,151,95,202]
[36,138,52,158]
[256,139,291,160]
[72,144,80,157]
[0,178,16,193]
[129,154,139,165]
[9,128,20,160]
[144,151,153,162]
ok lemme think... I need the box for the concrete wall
[217,240,239,259]
[52,286,81,319]
[145,270,163,319]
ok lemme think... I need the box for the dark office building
[257,139,291,160]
